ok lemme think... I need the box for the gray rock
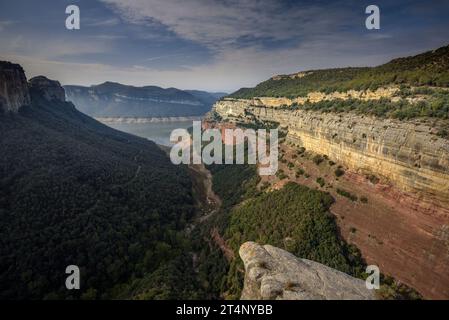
[29,76,66,102]
[0,61,31,112]
[239,242,376,300]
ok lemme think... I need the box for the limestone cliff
[213,98,449,206]
[239,242,375,300]
[0,61,31,112]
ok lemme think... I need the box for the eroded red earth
[262,143,449,299]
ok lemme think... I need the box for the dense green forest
[223,183,365,298]
[230,45,449,99]
[0,87,199,299]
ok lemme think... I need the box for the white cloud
[100,0,350,50]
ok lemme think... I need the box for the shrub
[316,177,326,187]
[337,188,358,201]
[366,174,380,184]
[276,169,288,180]
[334,167,345,177]
[260,182,270,190]
[437,129,449,138]
[313,155,324,165]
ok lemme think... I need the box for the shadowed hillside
[0,65,199,299]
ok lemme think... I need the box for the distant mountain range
[64,82,226,118]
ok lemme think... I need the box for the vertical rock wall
[0,62,31,112]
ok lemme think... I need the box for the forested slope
[0,84,198,299]
[230,45,449,98]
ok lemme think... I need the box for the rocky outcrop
[221,87,401,109]
[0,61,31,112]
[29,76,66,102]
[239,242,375,300]
[213,98,449,206]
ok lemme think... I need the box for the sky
[0,0,448,92]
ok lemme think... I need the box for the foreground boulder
[239,242,375,300]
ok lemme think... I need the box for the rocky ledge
[0,61,31,112]
[29,76,66,102]
[239,242,375,300]
[1,61,66,113]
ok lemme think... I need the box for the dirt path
[211,227,234,261]
[185,163,222,235]
[186,163,237,262]
[189,163,221,211]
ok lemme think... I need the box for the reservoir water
[106,120,195,146]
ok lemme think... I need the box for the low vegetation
[337,188,358,202]
[291,95,449,120]
[316,177,326,187]
[313,154,324,165]
[334,167,345,177]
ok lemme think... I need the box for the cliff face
[0,62,31,112]
[29,76,66,102]
[0,63,65,113]
[239,242,375,300]
[213,98,449,206]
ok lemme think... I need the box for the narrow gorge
[209,93,449,299]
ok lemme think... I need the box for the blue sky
[0,0,448,92]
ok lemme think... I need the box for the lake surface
[106,120,194,146]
